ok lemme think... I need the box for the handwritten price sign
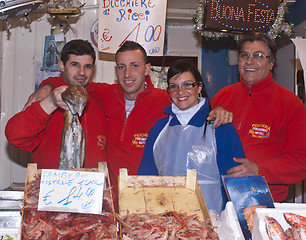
[98,0,167,56]
[38,169,105,214]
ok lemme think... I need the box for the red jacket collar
[240,73,274,93]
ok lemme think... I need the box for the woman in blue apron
[138,59,245,213]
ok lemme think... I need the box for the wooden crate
[25,162,111,186]
[21,162,116,239]
[24,162,114,213]
[118,168,210,221]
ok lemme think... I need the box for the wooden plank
[143,187,175,214]
[195,182,211,221]
[185,169,196,191]
[171,187,204,220]
[119,187,146,215]
[119,186,207,221]
[119,168,128,191]
[26,163,37,183]
[126,175,186,188]
[118,168,212,222]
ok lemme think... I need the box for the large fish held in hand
[59,85,89,169]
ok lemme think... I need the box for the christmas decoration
[193,0,293,40]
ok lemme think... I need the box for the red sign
[203,0,279,33]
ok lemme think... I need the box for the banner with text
[204,0,279,33]
[98,0,167,56]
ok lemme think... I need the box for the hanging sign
[38,169,105,214]
[203,0,279,33]
[98,0,167,56]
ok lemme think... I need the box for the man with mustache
[5,39,107,169]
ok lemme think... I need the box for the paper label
[38,169,105,214]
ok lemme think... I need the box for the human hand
[226,158,259,177]
[22,83,54,110]
[40,86,69,114]
[207,106,233,128]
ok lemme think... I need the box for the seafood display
[118,211,219,240]
[284,213,306,240]
[21,173,117,239]
[265,216,286,240]
[265,213,306,240]
[243,205,267,233]
[59,85,89,169]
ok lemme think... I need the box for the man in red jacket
[5,39,107,170]
[211,32,306,202]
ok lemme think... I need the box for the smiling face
[115,49,151,100]
[238,41,274,88]
[59,54,94,87]
[168,71,202,110]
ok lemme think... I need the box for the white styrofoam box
[252,203,306,240]
[0,211,21,229]
[222,201,244,240]
[273,202,306,210]
[0,211,21,240]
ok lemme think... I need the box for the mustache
[74,75,87,79]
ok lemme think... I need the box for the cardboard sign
[38,169,105,214]
[203,0,279,33]
[98,0,167,56]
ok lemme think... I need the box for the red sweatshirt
[87,77,170,194]
[211,73,306,202]
[5,77,107,169]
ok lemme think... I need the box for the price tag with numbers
[38,169,105,214]
[98,0,167,56]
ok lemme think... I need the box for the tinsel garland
[193,0,293,40]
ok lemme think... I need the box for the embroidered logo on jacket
[132,133,148,147]
[97,135,107,149]
[248,124,270,139]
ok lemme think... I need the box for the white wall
[0,0,114,189]
[0,2,201,189]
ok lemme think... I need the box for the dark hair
[115,41,147,64]
[60,39,96,65]
[167,59,208,99]
[238,32,277,63]
[167,59,212,137]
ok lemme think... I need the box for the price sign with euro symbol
[98,0,167,56]
[38,169,105,214]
